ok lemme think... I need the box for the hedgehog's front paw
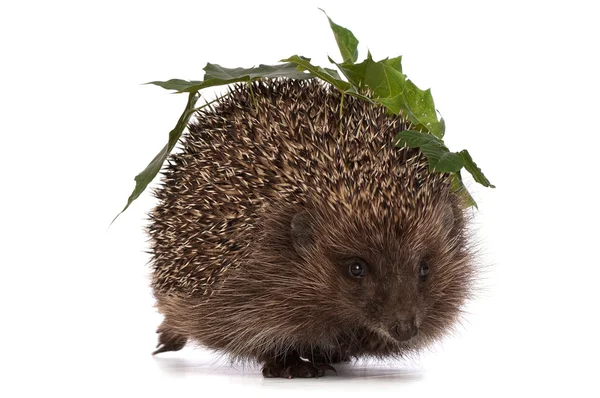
[262,353,336,378]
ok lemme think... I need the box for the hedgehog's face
[290,198,472,352]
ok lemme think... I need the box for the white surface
[1,0,599,397]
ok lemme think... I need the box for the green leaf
[345,87,376,103]
[113,92,200,222]
[451,172,478,208]
[460,150,495,188]
[394,129,440,148]
[148,62,313,93]
[147,79,203,91]
[394,129,494,190]
[203,62,313,81]
[438,116,446,138]
[364,58,406,100]
[399,78,444,138]
[117,13,494,219]
[320,9,359,63]
[281,55,353,91]
[394,130,461,172]
[381,56,403,73]
[364,62,443,138]
[335,54,403,93]
[435,152,465,172]
[336,58,369,88]
[395,130,479,206]
[352,56,442,138]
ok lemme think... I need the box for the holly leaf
[320,9,359,64]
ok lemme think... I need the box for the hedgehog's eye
[419,261,430,281]
[349,259,367,278]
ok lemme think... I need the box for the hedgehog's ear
[291,210,315,257]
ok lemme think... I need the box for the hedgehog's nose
[390,318,419,342]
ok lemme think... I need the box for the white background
[1,1,599,396]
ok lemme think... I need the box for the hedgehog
[147,78,474,378]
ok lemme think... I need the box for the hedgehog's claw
[316,363,337,375]
[152,339,186,355]
[152,325,187,355]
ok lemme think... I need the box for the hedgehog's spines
[149,78,453,296]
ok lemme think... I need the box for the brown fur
[147,79,475,377]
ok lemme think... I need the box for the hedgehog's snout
[389,317,419,342]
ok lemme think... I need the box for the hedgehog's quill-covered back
[148,79,474,378]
